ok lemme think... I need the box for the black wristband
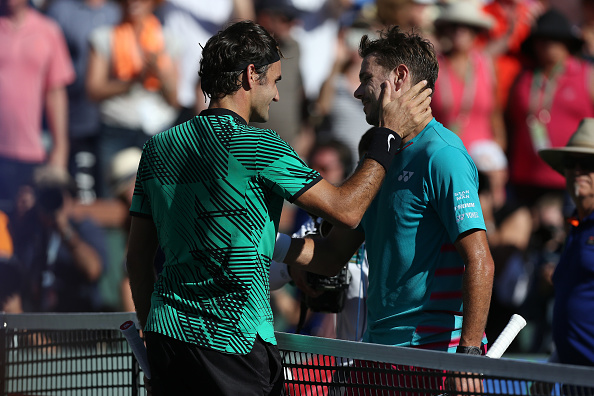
[363,127,402,171]
[456,345,483,355]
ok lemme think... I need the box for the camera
[304,266,351,313]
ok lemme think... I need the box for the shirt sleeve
[45,18,75,90]
[427,146,486,242]
[257,130,322,202]
[130,145,153,218]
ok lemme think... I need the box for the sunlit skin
[354,55,395,127]
[564,154,594,220]
[250,60,281,123]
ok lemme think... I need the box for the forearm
[45,87,69,168]
[304,158,387,228]
[283,228,363,276]
[87,79,134,102]
[460,243,494,347]
[61,227,103,282]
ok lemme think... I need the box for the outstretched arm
[283,226,365,277]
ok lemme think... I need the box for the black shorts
[145,332,284,395]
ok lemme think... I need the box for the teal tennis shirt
[130,109,321,354]
[361,118,486,351]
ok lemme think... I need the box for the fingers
[378,80,392,128]
[398,79,428,102]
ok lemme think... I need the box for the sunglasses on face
[563,156,594,171]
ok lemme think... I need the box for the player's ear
[245,64,258,89]
[393,64,410,91]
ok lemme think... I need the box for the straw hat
[539,118,594,174]
[435,1,494,31]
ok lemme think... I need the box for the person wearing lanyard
[431,1,506,153]
[538,118,594,375]
[507,8,594,206]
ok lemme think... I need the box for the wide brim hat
[435,1,494,31]
[539,118,594,174]
[521,8,584,55]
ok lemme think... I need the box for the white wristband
[269,261,292,290]
[273,233,291,263]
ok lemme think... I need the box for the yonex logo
[387,134,396,152]
[398,171,414,182]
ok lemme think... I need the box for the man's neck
[209,94,251,124]
[5,4,28,26]
[402,117,432,145]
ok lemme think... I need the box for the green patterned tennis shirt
[130,108,321,354]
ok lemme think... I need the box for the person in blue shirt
[539,118,594,367]
[275,25,495,395]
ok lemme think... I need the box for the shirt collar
[199,108,247,125]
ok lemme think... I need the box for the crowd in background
[1,0,593,357]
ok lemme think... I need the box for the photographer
[10,166,107,312]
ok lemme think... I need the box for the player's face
[354,55,391,127]
[251,60,281,123]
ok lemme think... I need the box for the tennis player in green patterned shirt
[126,20,432,395]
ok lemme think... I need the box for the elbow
[329,212,361,230]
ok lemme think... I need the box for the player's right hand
[379,80,432,140]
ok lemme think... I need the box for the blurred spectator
[507,7,594,205]
[471,140,532,251]
[582,0,594,61]
[271,138,355,337]
[539,118,594,366]
[290,0,352,102]
[9,166,108,312]
[252,0,306,149]
[432,1,506,152]
[158,0,255,124]
[86,0,179,197]
[46,0,122,203]
[105,147,165,312]
[376,0,438,41]
[314,15,378,170]
[520,192,566,353]
[481,0,544,111]
[107,147,142,312]
[0,0,75,214]
[470,140,533,352]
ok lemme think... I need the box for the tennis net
[2,313,594,395]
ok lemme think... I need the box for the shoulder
[29,8,62,35]
[422,123,475,172]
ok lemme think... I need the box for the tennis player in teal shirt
[277,25,495,396]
